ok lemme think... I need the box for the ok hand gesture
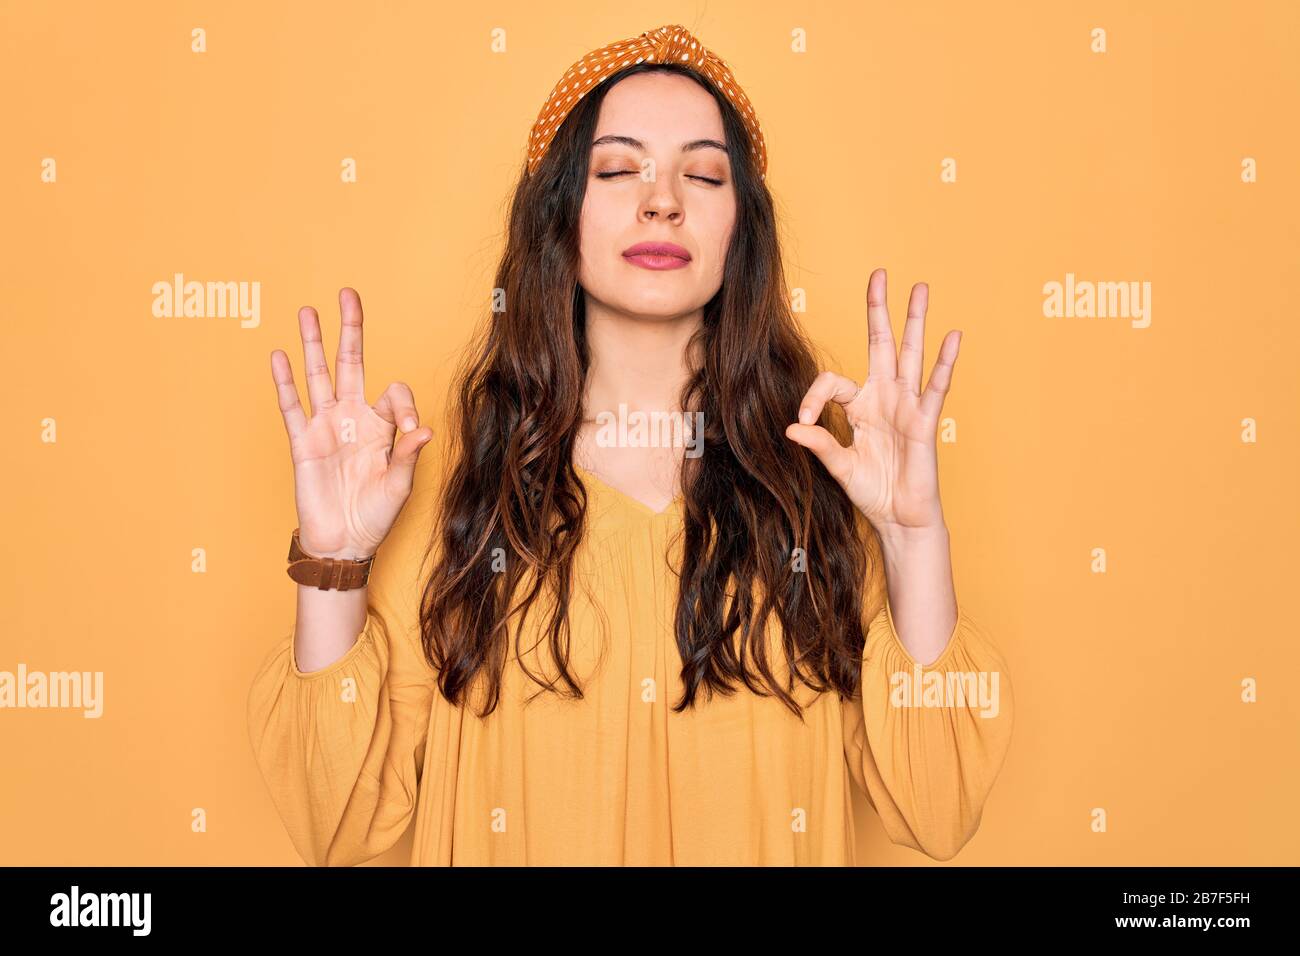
[785,268,959,535]
[270,288,433,559]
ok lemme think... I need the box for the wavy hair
[419,62,874,720]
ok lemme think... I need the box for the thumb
[784,422,852,483]
[384,426,433,496]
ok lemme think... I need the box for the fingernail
[799,408,814,425]
[403,417,417,431]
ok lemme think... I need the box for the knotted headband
[525,24,768,181]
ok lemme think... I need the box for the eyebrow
[591,134,729,158]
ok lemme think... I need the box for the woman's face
[577,72,737,321]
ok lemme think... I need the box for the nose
[638,175,683,224]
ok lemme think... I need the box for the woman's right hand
[270,288,433,560]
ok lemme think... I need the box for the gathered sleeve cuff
[245,603,434,867]
[843,576,1015,861]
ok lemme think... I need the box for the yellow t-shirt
[246,465,1015,865]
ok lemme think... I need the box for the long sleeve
[842,521,1015,861]
[245,515,440,867]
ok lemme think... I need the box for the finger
[919,330,961,420]
[784,422,855,484]
[374,381,421,433]
[897,282,928,394]
[866,268,897,382]
[335,288,366,401]
[270,349,309,442]
[383,426,433,498]
[796,370,861,425]
[298,306,335,414]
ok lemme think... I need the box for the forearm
[874,521,958,667]
[293,584,370,673]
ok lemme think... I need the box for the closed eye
[595,171,725,186]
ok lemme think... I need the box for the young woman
[248,24,1015,866]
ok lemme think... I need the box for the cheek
[707,208,736,277]
[578,198,619,262]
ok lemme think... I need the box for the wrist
[297,534,374,561]
[295,535,377,564]
[306,546,374,561]
[872,518,950,554]
[288,527,375,591]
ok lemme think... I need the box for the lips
[622,241,692,271]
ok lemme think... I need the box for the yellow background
[2,0,1297,865]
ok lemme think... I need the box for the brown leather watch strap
[286,528,375,590]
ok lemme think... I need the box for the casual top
[246,466,1015,865]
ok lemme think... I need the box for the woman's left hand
[785,268,959,536]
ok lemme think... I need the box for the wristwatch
[286,528,375,590]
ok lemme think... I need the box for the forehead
[592,72,726,141]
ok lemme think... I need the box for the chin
[613,293,702,320]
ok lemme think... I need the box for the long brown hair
[419,62,873,720]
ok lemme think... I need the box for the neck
[581,296,701,420]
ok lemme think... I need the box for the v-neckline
[574,464,684,518]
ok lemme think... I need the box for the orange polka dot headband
[526,24,768,181]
